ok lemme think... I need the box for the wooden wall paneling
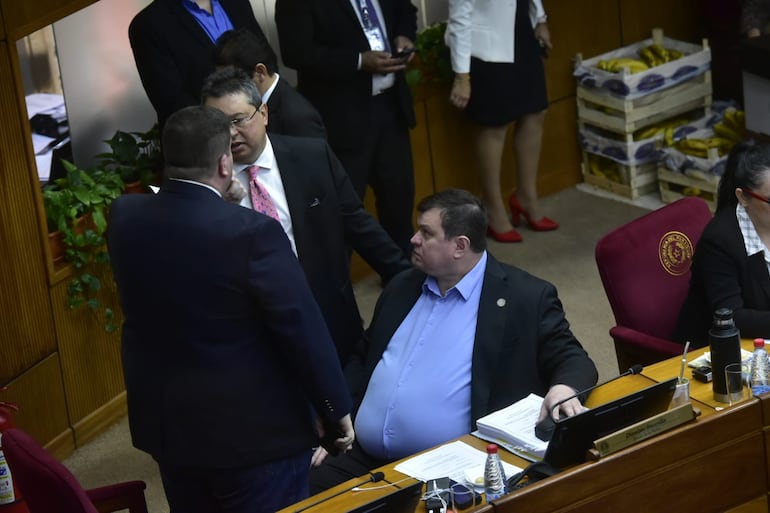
[0,41,58,383]
[0,0,97,41]
[411,94,435,208]
[546,0,622,101]
[619,0,705,45]
[2,353,74,460]
[0,3,5,40]
[50,264,125,441]
[537,97,582,195]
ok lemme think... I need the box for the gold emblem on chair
[659,231,694,276]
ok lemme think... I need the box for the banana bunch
[637,44,684,68]
[675,137,734,159]
[587,153,622,183]
[595,58,649,74]
[633,117,690,144]
[712,108,745,143]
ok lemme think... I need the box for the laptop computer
[543,377,678,469]
[345,480,423,513]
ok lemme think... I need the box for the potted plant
[97,125,161,193]
[43,159,124,332]
[407,21,453,89]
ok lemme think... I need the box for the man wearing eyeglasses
[201,67,410,363]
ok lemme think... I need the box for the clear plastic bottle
[749,338,770,396]
[483,443,506,501]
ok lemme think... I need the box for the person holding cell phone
[445,0,556,244]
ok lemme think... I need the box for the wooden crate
[581,152,658,199]
[577,71,712,134]
[657,167,717,211]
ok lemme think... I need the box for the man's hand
[223,177,246,204]
[539,384,587,421]
[361,51,408,74]
[392,35,416,63]
[312,414,355,467]
[450,73,471,109]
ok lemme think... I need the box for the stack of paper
[474,393,548,460]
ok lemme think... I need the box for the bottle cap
[486,443,498,454]
[755,338,765,348]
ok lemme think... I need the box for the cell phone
[319,424,344,456]
[693,365,712,383]
[392,48,416,59]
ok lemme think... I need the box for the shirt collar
[423,251,488,300]
[261,73,280,104]
[168,177,222,197]
[736,203,769,262]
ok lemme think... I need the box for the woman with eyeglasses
[676,140,770,345]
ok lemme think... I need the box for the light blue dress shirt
[356,252,488,460]
[182,0,234,43]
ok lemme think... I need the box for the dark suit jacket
[267,78,326,139]
[676,206,770,345]
[270,134,410,361]
[108,180,351,469]
[275,0,417,150]
[347,254,598,428]
[129,0,269,126]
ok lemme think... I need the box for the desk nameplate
[588,403,696,459]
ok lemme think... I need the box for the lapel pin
[497,298,506,307]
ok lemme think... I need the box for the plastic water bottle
[750,338,770,396]
[483,443,506,501]
[709,308,742,403]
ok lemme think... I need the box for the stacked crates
[575,28,712,200]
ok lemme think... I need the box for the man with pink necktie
[201,67,410,363]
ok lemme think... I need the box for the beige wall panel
[1,353,74,459]
[619,0,704,45]
[0,41,57,383]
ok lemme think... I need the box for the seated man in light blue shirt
[311,188,598,493]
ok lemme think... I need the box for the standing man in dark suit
[129,0,270,127]
[311,189,597,492]
[108,105,354,513]
[201,68,410,363]
[214,28,326,139]
[275,0,418,257]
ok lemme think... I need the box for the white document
[475,393,548,458]
[393,440,522,484]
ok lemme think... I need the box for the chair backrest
[595,197,713,340]
[1,428,99,513]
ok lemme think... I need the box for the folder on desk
[344,480,422,513]
[543,378,678,469]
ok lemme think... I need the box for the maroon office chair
[1,428,148,513]
[595,197,713,372]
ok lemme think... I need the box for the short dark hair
[201,67,262,107]
[717,140,770,212]
[162,106,231,181]
[417,189,488,252]
[214,28,279,76]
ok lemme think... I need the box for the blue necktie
[357,0,390,52]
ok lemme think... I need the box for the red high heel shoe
[487,226,523,243]
[509,194,559,231]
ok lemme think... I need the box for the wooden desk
[283,351,770,513]
[642,340,755,410]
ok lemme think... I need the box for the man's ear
[217,153,231,180]
[259,103,269,126]
[455,235,470,255]
[254,63,268,80]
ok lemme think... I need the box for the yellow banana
[668,49,684,60]
[638,47,658,68]
[683,187,702,196]
[649,44,669,62]
[664,127,675,146]
[713,122,743,143]
[635,125,662,139]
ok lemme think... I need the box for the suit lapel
[337,0,363,25]
[269,135,307,244]
[748,252,770,304]
[471,255,511,422]
[267,80,283,130]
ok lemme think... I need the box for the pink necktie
[248,165,279,221]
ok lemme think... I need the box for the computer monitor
[345,480,423,513]
[544,377,678,469]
